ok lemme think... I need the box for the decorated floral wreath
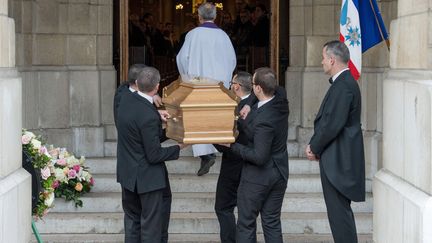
[22,130,94,219]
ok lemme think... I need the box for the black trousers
[215,175,241,243]
[236,168,287,243]
[320,164,358,243]
[122,181,172,243]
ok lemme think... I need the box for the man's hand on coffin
[218,143,231,148]
[158,110,170,122]
[153,94,163,107]
[239,105,251,119]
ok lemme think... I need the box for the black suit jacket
[309,70,365,202]
[113,83,129,128]
[231,93,289,185]
[116,91,180,194]
[214,95,253,180]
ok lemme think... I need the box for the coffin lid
[163,79,238,108]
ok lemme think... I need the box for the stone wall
[9,0,116,157]
[374,0,432,241]
[0,0,31,242]
[285,0,396,182]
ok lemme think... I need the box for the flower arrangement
[22,130,94,219]
[49,146,94,207]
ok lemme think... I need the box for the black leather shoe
[197,158,216,176]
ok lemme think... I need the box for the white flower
[24,131,36,138]
[54,168,67,182]
[31,139,42,150]
[66,156,81,166]
[44,192,55,207]
[80,170,91,181]
[58,148,69,159]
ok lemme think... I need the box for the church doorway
[113,0,288,87]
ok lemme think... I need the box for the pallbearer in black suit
[113,64,146,127]
[222,67,289,243]
[213,72,253,243]
[305,40,365,243]
[116,67,187,243]
[113,64,164,128]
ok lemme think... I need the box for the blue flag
[358,0,389,52]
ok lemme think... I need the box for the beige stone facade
[10,0,116,157]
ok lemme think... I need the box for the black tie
[329,77,333,84]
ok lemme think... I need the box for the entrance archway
[114,0,287,84]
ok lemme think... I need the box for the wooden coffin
[162,78,239,144]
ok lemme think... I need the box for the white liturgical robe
[176,22,236,157]
[176,22,236,88]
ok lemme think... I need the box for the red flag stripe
[339,33,360,80]
[348,60,360,80]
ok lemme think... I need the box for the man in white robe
[177,2,236,176]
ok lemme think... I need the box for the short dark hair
[253,67,277,96]
[136,67,160,93]
[323,40,350,64]
[234,71,252,93]
[128,64,147,84]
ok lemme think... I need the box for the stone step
[34,212,373,234]
[85,157,320,175]
[32,233,373,243]
[90,174,373,193]
[51,192,373,213]
[104,140,300,157]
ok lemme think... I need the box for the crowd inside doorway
[128,1,270,88]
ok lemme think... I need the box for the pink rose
[68,169,77,179]
[21,134,32,145]
[39,146,47,155]
[73,165,81,172]
[90,177,95,186]
[56,159,67,166]
[52,180,60,189]
[48,148,59,158]
[41,167,51,180]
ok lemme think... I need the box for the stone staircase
[33,140,373,243]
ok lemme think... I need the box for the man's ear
[254,84,261,94]
[234,84,240,92]
[330,56,336,65]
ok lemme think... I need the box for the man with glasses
[214,72,253,243]
[220,68,289,243]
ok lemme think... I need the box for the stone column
[0,0,32,242]
[285,0,395,182]
[373,0,432,242]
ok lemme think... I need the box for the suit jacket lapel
[314,71,348,121]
